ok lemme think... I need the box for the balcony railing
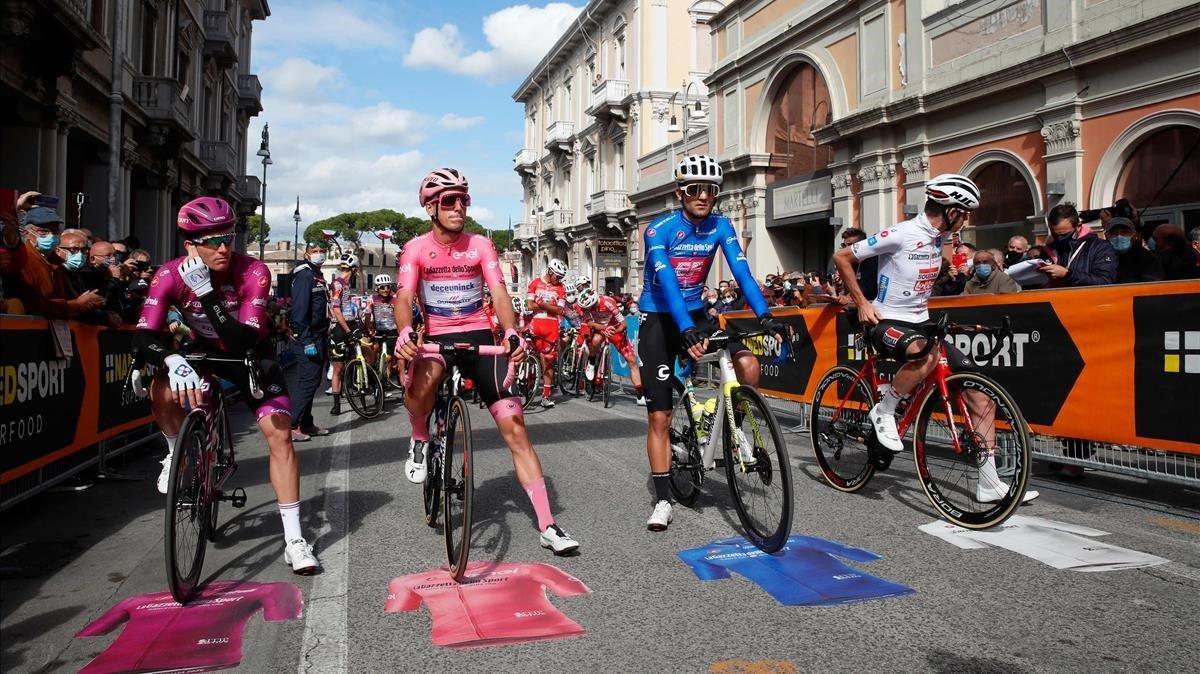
[544,121,575,152]
[202,10,238,67]
[514,148,539,174]
[542,208,573,229]
[514,222,540,241]
[132,77,196,141]
[586,190,630,218]
[587,79,630,117]
[237,74,262,115]
[237,175,262,207]
[200,141,237,182]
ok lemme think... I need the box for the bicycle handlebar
[404,335,521,391]
[124,349,265,401]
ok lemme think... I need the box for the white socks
[878,385,904,415]
[278,501,302,542]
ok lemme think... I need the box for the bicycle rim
[913,372,1031,529]
[602,351,613,408]
[723,386,794,553]
[165,412,209,604]
[668,391,703,506]
[809,367,876,493]
[443,397,474,581]
[206,406,232,542]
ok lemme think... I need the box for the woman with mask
[0,205,104,317]
[962,249,1021,295]
[1107,218,1165,284]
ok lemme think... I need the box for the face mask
[1146,238,1157,252]
[1110,235,1133,253]
[975,264,993,280]
[1004,251,1024,267]
[36,233,59,251]
[64,252,87,270]
[309,253,326,265]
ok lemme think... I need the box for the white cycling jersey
[849,214,945,323]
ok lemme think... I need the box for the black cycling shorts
[638,309,749,413]
[375,328,399,356]
[156,352,291,420]
[421,329,517,407]
[330,322,361,362]
[868,320,977,372]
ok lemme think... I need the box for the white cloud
[263,58,342,98]
[439,113,485,130]
[254,3,401,51]
[404,3,582,80]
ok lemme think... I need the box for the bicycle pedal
[867,439,894,471]
[224,487,248,508]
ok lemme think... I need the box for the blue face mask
[1146,237,1157,252]
[975,264,994,280]
[36,233,59,251]
[1110,235,1133,253]
[64,251,87,270]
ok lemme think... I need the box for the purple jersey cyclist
[133,196,320,575]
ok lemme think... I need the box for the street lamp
[256,123,272,262]
[666,81,704,156]
[292,196,301,264]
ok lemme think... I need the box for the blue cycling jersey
[638,210,769,331]
[678,535,914,606]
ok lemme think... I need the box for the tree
[304,209,512,254]
[246,214,268,245]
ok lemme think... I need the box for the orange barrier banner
[0,316,153,484]
[722,280,1200,456]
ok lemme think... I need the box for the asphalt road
[3,375,1199,673]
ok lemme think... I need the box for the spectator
[111,240,129,263]
[1005,236,1029,268]
[1107,218,1164,284]
[1040,202,1117,287]
[963,249,1021,295]
[1189,226,1200,260]
[0,206,104,317]
[932,259,962,297]
[837,228,879,304]
[987,248,1007,270]
[1150,224,1200,280]
[288,243,331,441]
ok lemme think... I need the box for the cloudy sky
[246,1,582,240]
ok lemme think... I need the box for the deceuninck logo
[1162,330,1199,374]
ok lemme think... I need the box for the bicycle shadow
[465,474,576,565]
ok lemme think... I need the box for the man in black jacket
[289,243,330,441]
[1107,218,1164,284]
[1040,203,1117,287]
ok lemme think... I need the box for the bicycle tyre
[558,346,577,396]
[519,357,543,410]
[667,388,703,506]
[344,359,385,419]
[442,397,474,581]
[722,386,794,554]
[423,439,442,528]
[206,404,233,542]
[165,411,209,604]
[809,366,877,493]
[602,348,614,408]
[913,371,1031,529]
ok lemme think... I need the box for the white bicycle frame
[679,349,754,471]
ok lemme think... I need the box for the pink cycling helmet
[419,168,469,207]
[177,196,236,235]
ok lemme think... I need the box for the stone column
[901,152,930,216]
[831,167,855,236]
[55,120,70,220]
[857,159,899,233]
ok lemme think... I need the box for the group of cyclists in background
[133,150,1014,582]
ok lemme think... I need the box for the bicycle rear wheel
[913,372,1031,529]
[558,346,577,396]
[518,357,542,410]
[602,349,614,408]
[723,386,793,553]
[165,411,210,604]
[668,389,703,506]
[442,397,474,581]
[344,359,384,419]
[809,366,877,493]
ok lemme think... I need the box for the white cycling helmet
[577,288,599,309]
[339,254,359,269]
[374,273,393,287]
[925,174,981,210]
[575,275,591,289]
[547,259,568,278]
[511,296,526,313]
[674,154,723,186]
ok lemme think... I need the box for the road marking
[1149,515,1200,534]
[298,424,351,673]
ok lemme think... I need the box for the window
[91,0,106,35]
[968,161,1035,250]
[1116,126,1200,209]
[615,143,625,190]
[766,64,833,179]
[138,1,157,75]
[368,253,375,266]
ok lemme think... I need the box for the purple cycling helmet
[177,196,236,236]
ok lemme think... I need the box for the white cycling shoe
[405,440,428,484]
[647,500,673,531]
[868,403,904,453]
[283,538,320,575]
[156,453,173,494]
[585,364,595,380]
[539,524,580,556]
[977,458,1040,504]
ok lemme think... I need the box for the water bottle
[693,397,718,442]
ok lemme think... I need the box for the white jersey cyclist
[848,214,943,324]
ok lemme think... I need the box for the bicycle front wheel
[602,349,614,408]
[442,397,474,581]
[344,359,384,419]
[558,347,577,396]
[668,389,703,506]
[519,357,542,410]
[913,372,1031,529]
[809,366,876,493]
[207,405,233,542]
[423,439,442,528]
[165,411,210,604]
[723,386,793,553]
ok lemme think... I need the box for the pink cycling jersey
[582,295,625,328]
[385,562,590,648]
[137,252,271,352]
[395,231,505,337]
[76,580,302,673]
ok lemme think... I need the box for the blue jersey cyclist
[637,154,787,533]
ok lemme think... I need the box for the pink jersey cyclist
[137,252,289,420]
[395,231,505,336]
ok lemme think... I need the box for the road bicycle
[342,337,385,419]
[556,327,581,396]
[127,350,253,604]
[579,333,615,408]
[808,312,1031,529]
[371,333,404,396]
[412,338,517,582]
[511,329,543,409]
[667,326,795,553]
